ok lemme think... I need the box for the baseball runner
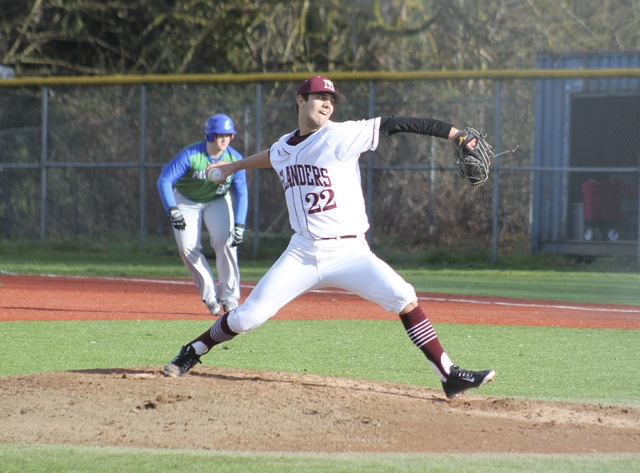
[157,114,248,315]
[164,76,495,399]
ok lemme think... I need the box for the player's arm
[230,168,249,225]
[225,148,272,171]
[206,149,271,182]
[379,115,456,141]
[157,151,191,215]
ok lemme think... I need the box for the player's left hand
[227,224,245,247]
[451,127,493,188]
[169,208,186,231]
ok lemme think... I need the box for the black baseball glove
[451,127,493,188]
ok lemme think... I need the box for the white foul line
[11,273,640,315]
[418,295,640,314]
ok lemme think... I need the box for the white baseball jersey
[227,116,416,334]
[270,118,381,239]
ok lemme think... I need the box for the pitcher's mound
[1,366,639,453]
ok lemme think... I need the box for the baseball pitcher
[163,77,495,399]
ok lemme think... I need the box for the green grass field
[1,243,639,472]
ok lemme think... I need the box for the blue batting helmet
[204,114,236,141]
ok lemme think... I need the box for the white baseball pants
[173,190,240,308]
[228,233,416,333]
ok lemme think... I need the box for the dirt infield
[1,274,639,454]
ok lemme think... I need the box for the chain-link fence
[1,70,639,261]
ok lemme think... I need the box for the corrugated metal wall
[533,52,640,256]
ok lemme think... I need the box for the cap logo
[224,118,233,131]
[323,79,336,92]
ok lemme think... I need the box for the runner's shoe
[163,345,201,378]
[442,366,496,399]
[222,300,238,312]
[207,301,222,316]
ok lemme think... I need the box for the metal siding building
[532,51,640,258]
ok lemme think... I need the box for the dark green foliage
[2,1,638,76]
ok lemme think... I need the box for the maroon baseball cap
[296,75,346,103]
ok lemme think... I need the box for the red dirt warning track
[1,274,639,329]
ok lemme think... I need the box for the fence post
[365,80,376,245]
[491,80,503,264]
[637,169,640,263]
[39,87,48,243]
[252,83,263,253]
[139,84,147,246]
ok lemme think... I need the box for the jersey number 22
[305,190,337,214]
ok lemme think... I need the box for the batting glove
[227,224,245,247]
[169,207,186,231]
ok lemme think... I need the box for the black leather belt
[320,235,357,240]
